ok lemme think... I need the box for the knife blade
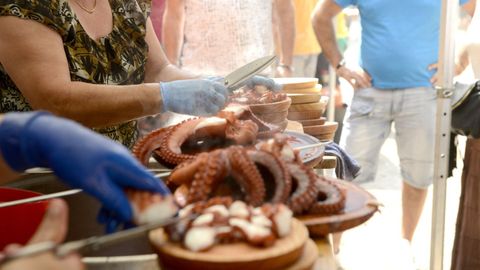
[0,214,196,265]
[224,55,276,91]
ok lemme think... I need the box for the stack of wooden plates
[274,77,338,141]
[274,78,326,122]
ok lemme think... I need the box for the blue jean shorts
[339,87,436,188]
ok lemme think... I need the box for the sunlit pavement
[333,133,464,270]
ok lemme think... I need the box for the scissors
[224,55,277,91]
[0,214,196,265]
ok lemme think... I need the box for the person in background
[314,11,349,143]
[291,0,321,78]
[0,111,173,269]
[162,0,295,77]
[151,0,166,42]
[312,0,473,268]
[450,1,479,268]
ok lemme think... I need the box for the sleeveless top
[0,0,151,148]
[181,0,273,76]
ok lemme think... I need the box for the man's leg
[394,87,436,241]
[402,182,428,241]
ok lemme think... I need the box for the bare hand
[429,61,465,86]
[275,66,293,77]
[336,66,372,90]
[0,200,84,270]
[429,63,439,86]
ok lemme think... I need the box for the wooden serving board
[287,110,323,121]
[283,85,322,94]
[289,101,328,113]
[287,93,321,104]
[151,219,309,270]
[303,122,338,136]
[274,77,318,90]
[255,110,289,123]
[298,117,327,127]
[285,239,319,270]
[249,98,292,114]
[298,179,379,237]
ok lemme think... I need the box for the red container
[0,187,49,250]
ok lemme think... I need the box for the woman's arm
[0,16,163,128]
[161,0,186,66]
[273,0,295,77]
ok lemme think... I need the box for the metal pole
[327,17,338,122]
[430,0,458,269]
[327,65,336,121]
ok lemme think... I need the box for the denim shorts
[339,87,436,188]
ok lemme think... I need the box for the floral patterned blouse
[0,0,151,148]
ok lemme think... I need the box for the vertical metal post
[430,0,457,269]
[327,65,336,121]
[327,16,338,122]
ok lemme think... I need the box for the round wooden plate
[151,219,309,270]
[254,110,289,124]
[298,179,379,237]
[288,110,323,121]
[274,77,319,90]
[289,101,328,113]
[303,122,338,136]
[287,93,321,104]
[285,239,319,270]
[249,97,292,114]
[299,117,327,127]
[283,85,322,94]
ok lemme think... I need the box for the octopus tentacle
[132,127,172,166]
[246,150,291,203]
[187,151,228,204]
[308,176,346,215]
[228,147,266,206]
[153,118,202,168]
[286,163,319,214]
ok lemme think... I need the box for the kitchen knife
[224,55,276,91]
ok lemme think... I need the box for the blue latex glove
[245,75,282,92]
[0,112,170,223]
[160,78,228,116]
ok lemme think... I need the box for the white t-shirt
[181,0,274,76]
[466,0,480,78]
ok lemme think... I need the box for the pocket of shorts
[349,91,375,118]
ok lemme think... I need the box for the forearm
[275,0,295,66]
[162,0,186,65]
[312,2,343,67]
[32,82,162,128]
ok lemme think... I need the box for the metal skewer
[0,189,82,208]
[293,141,331,151]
